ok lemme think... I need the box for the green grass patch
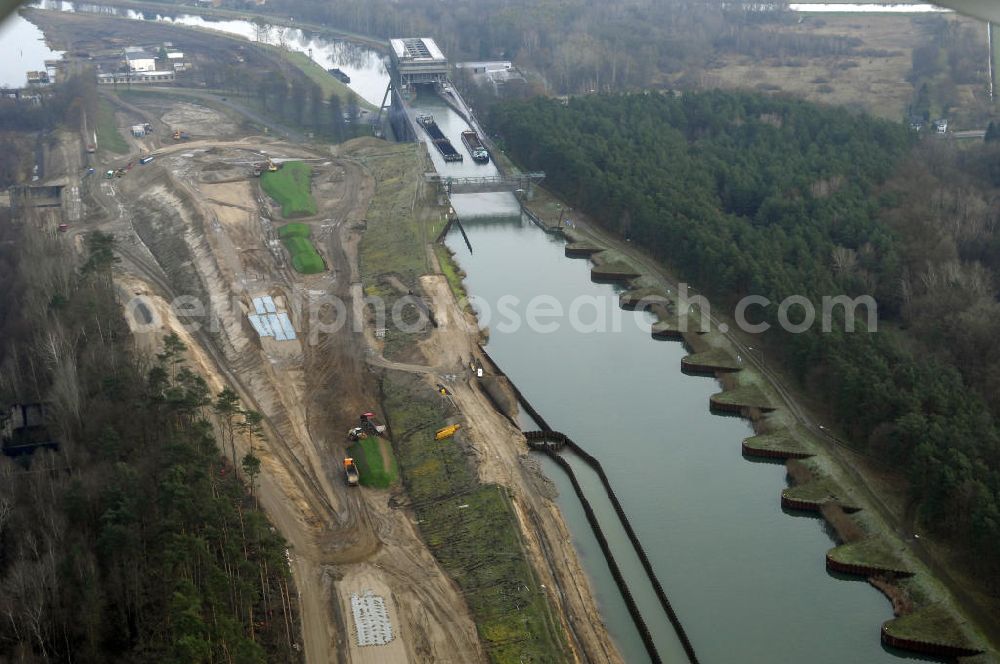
[261,162,317,218]
[277,223,325,274]
[95,97,128,154]
[783,475,860,511]
[434,244,467,304]
[347,437,398,488]
[350,141,430,288]
[883,604,975,650]
[382,373,568,663]
[711,384,773,410]
[683,347,741,371]
[827,538,911,574]
[742,431,809,456]
[275,48,375,110]
[277,222,311,238]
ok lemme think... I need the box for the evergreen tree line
[197,59,361,141]
[0,215,301,661]
[490,91,1000,569]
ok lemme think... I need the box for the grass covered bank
[381,373,567,663]
[96,97,128,154]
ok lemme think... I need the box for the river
[0,10,63,88]
[444,206,930,663]
[27,0,391,105]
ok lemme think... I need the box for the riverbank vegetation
[0,219,301,661]
[380,372,568,663]
[490,90,1000,585]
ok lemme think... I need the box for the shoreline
[510,189,996,659]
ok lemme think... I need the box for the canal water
[445,211,912,663]
[0,10,63,88]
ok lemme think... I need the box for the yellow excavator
[435,424,461,440]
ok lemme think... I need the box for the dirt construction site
[62,87,623,664]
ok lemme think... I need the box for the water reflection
[31,0,390,105]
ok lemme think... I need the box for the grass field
[381,373,568,663]
[350,141,430,289]
[278,222,324,273]
[276,48,375,110]
[883,604,974,649]
[262,162,318,218]
[348,437,398,488]
[95,98,129,154]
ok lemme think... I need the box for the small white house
[130,124,147,137]
[167,51,184,60]
[125,51,156,73]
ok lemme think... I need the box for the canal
[3,6,930,660]
[445,210,910,663]
[0,9,62,88]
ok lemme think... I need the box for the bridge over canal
[425,172,545,196]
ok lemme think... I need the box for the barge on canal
[461,130,490,163]
[417,114,463,162]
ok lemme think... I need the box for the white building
[455,61,512,75]
[125,51,156,73]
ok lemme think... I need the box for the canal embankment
[506,185,992,659]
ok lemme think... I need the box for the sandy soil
[161,101,238,137]
[63,85,626,664]
[74,94,491,664]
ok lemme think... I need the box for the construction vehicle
[347,412,388,441]
[344,457,359,486]
[360,412,386,436]
[252,163,262,177]
[266,159,279,172]
[435,424,460,440]
[172,129,180,140]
